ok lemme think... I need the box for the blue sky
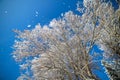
[0,0,80,80]
[0,0,118,80]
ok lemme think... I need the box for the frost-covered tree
[12,0,120,80]
[99,5,120,80]
[83,0,120,79]
[91,0,120,80]
[13,10,101,80]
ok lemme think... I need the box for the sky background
[0,0,118,80]
[0,0,81,80]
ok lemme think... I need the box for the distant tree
[12,0,120,80]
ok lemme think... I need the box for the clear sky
[0,0,117,80]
